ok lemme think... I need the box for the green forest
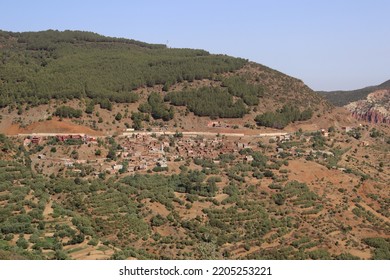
[255,105,313,129]
[166,87,248,118]
[163,75,265,119]
[0,30,246,108]
[222,76,264,106]
[139,92,175,121]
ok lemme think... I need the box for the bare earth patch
[4,118,103,136]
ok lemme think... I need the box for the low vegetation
[1,122,389,260]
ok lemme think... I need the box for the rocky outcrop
[350,108,390,124]
[345,90,390,124]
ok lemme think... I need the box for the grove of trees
[139,92,174,121]
[255,105,313,129]
[53,106,82,118]
[222,76,264,106]
[166,87,248,118]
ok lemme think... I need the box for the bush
[16,237,29,249]
[308,249,330,260]
[115,112,122,121]
[273,193,285,205]
[264,170,274,178]
[151,214,166,227]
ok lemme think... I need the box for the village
[16,124,370,179]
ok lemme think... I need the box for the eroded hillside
[346,90,390,124]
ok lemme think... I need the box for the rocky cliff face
[345,89,390,124]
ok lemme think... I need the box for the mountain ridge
[318,79,390,107]
[319,79,390,124]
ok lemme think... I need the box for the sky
[1,0,389,91]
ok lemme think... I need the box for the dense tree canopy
[255,105,313,129]
[146,92,174,121]
[53,106,82,118]
[0,30,247,108]
[222,76,264,106]
[166,87,248,118]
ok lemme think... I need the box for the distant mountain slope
[379,79,390,87]
[345,89,390,124]
[319,80,390,124]
[318,79,390,106]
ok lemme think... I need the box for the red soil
[4,119,103,136]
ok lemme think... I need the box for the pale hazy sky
[2,0,389,91]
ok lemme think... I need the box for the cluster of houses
[115,134,246,173]
[92,133,264,174]
[25,130,302,176]
[55,134,97,143]
[25,125,368,177]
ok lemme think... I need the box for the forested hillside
[0,30,331,132]
[0,30,246,108]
